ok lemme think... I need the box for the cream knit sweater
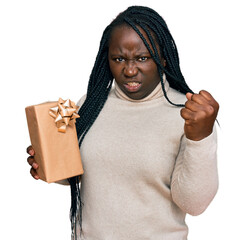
[75,80,218,240]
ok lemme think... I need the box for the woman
[27,6,219,240]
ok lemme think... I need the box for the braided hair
[69,5,193,239]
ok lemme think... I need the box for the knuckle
[185,120,190,125]
[199,110,208,118]
[200,89,210,97]
[180,108,185,116]
[190,113,198,122]
[192,111,206,122]
[201,105,215,117]
[192,115,198,122]
[206,105,215,114]
[185,101,190,108]
[215,101,220,111]
[191,94,196,101]
[180,108,189,119]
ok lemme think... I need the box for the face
[108,25,165,100]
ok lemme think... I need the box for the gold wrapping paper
[25,100,84,183]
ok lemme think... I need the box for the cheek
[109,62,120,77]
[143,62,159,77]
[143,59,158,70]
[108,61,113,73]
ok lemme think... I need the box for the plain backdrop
[1,0,247,239]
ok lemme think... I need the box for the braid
[69,5,193,239]
[122,6,193,95]
[68,24,114,240]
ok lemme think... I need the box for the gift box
[25,98,84,183]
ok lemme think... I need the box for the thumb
[186,92,193,101]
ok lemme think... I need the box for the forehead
[108,25,154,52]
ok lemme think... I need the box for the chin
[126,92,146,100]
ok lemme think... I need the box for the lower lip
[124,83,142,92]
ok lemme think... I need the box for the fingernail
[32,163,38,169]
[34,175,39,180]
[29,149,34,155]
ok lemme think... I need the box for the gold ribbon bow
[49,98,80,133]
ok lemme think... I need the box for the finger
[186,92,209,105]
[30,168,39,180]
[200,90,219,111]
[26,145,35,156]
[191,93,210,105]
[27,156,39,169]
[185,100,205,112]
[181,107,208,124]
[199,90,214,101]
[186,92,193,101]
[180,107,194,120]
[27,156,34,166]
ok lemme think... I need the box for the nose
[123,60,138,77]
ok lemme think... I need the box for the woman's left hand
[180,90,219,141]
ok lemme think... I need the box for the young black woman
[27,6,219,240]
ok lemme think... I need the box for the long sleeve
[171,126,218,216]
[75,84,219,239]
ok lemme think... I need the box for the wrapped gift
[25,98,84,183]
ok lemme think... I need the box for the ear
[163,59,166,67]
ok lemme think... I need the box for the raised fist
[180,90,219,141]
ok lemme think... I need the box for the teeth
[127,82,140,86]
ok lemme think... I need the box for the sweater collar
[114,75,169,102]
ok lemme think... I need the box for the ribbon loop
[49,98,80,133]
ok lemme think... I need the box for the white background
[1,0,247,239]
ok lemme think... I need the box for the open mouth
[124,82,142,92]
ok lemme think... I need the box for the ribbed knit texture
[75,80,218,240]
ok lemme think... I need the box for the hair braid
[136,21,184,106]
[68,5,193,239]
[123,17,191,106]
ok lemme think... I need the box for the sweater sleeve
[171,126,218,216]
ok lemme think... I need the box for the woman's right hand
[27,145,40,180]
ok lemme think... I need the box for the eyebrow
[109,51,151,57]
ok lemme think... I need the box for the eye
[138,56,148,62]
[115,57,125,62]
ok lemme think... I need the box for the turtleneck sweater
[75,80,218,240]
